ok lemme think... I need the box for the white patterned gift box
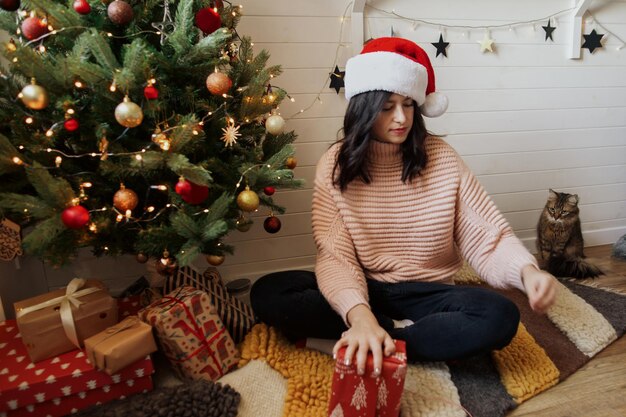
[0,320,154,417]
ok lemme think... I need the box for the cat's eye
[548,208,555,213]
[562,211,569,215]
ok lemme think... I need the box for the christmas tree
[0,0,302,268]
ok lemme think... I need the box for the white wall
[215,0,626,281]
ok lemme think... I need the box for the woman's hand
[333,304,395,377]
[522,264,558,313]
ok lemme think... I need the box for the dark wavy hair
[332,91,429,191]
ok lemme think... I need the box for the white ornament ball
[114,96,143,128]
[265,114,285,136]
[20,81,49,110]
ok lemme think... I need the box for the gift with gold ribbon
[84,316,157,375]
[14,278,118,362]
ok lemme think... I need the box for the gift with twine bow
[14,278,118,363]
[84,316,157,375]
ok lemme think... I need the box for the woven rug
[227,268,626,417]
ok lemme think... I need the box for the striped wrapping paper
[231,275,626,417]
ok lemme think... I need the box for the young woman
[251,37,557,378]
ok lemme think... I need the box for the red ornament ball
[264,216,281,234]
[107,0,133,25]
[73,0,91,15]
[21,17,49,41]
[61,205,90,229]
[143,85,159,100]
[64,118,79,132]
[263,186,276,196]
[175,179,209,205]
[0,0,20,11]
[195,7,221,35]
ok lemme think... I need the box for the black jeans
[251,270,520,362]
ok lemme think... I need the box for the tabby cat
[536,189,602,278]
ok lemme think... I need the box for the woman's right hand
[333,304,396,377]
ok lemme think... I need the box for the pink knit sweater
[311,136,537,323]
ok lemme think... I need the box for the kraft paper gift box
[0,320,154,417]
[328,340,407,417]
[14,278,118,363]
[140,286,239,381]
[84,316,158,375]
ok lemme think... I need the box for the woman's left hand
[521,265,558,314]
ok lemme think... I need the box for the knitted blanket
[228,271,626,417]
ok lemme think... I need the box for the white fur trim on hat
[344,51,428,106]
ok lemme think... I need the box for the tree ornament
[285,156,297,170]
[114,96,143,128]
[61,205,90,229]
[73,0,91,15]
[113,184,139,212]
[211,0,224,8]
[265,114,285,135]
[235,215,252,232]
[195,7,221,35]
[21,16,48,40]
[20,78,49,110]
[143,84,159,100]
[206,71,232,96]
[136,252,148,263]
[155,249,177,276]
[206,254,225,266]
[0,0,20,11]
[64,118,79,132]
[263,186,275,196]
[107,0,134,25]
[0,218,22,261]
[236,186,259,212]
[263,215,281,234]
[175,177,209,205]
[221,119,240,147]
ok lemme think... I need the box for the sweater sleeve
[311,151,369,324]
[453,154,537,292]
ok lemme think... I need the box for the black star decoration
[582,29,604,53]
[542,19,556,41]
[431,34,449,58]
[329,65,345,94]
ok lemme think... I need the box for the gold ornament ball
[236,186,260,212]
[265,114,286,135]
[206,72,232,96]
[236,215,253,232]
[285,156,298,170]
[206,254,225,266]
[155,255,177,276]
[113,185,139,211]
[20,82,49,110]
[115,96,143,128]
[136,253,148,263]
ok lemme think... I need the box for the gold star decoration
[478,32,495,53]
[221,120,241,147]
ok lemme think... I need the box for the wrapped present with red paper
[84,316,158,375]
[328,340,407,417]
[139,286,239,381]
[14,278,118,363]
[0,320,154,417]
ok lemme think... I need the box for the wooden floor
[508,245,626,417]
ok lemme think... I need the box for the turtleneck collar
[368,139,403,166]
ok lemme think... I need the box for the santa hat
[344,37,448,118]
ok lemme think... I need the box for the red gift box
[328,340,407,417]
[0,320,154,416]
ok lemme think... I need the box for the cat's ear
[567,194,579,205]
[548,189,558,200]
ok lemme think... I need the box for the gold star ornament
[478,32,495,53]
[221,120,241,147]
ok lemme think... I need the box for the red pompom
[175,179,209,205]
[263,216,282,234]
[21,16,49,41]
[195,7,221,35]
[263,186,276,196]
[143,85,159,100]
[73,0,91,15]
[61,205,90,229]
[64,118,79,132]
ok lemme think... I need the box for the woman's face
[371,94,414,144]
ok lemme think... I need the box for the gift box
[328,340,407,417]
[140,286,239,381]
[85,316,158,375]
[0,320,154,416]
[14,278,118,362]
